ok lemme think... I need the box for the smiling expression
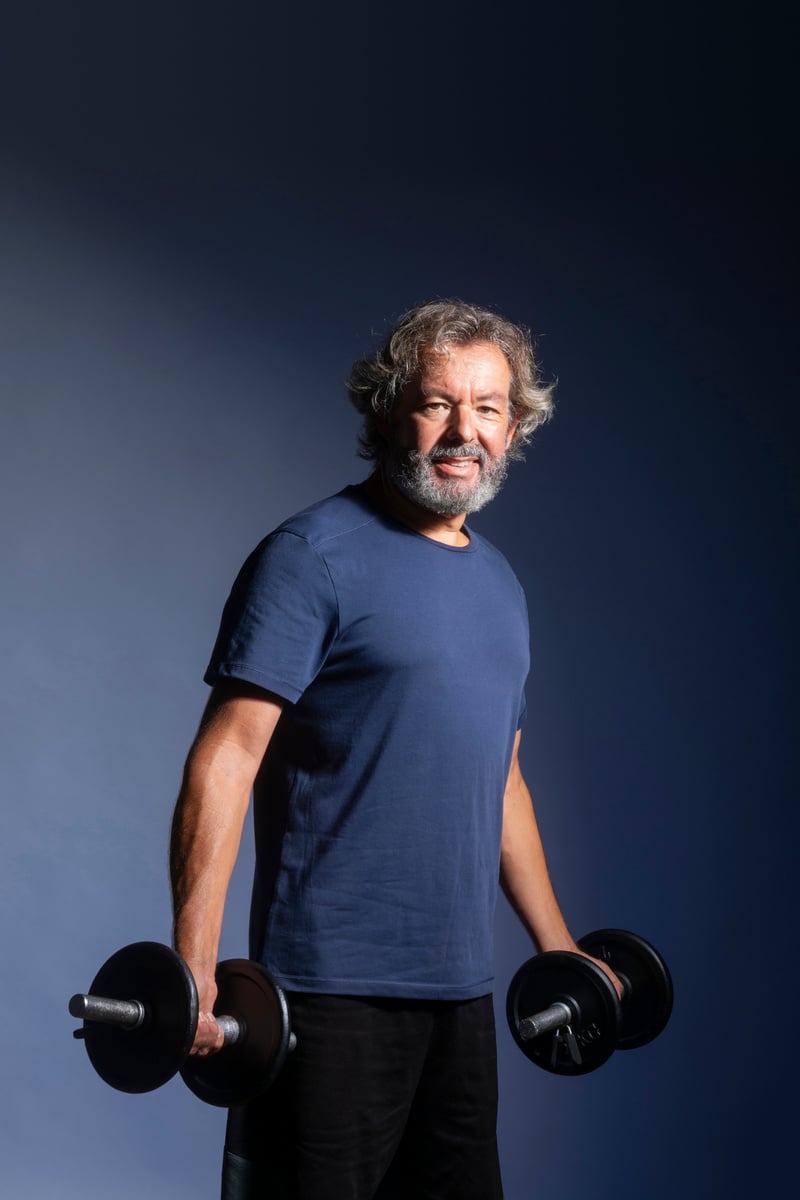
[382,341,519,518]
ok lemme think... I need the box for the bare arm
[499,730,622,993]
[169,680,284,1050]
[499,730,578,953]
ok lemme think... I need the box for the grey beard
[385,444,510,517]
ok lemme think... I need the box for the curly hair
[347,299,555,461]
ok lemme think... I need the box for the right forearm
[169,684,283,1053]
[169,742,254,977]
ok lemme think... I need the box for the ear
[505,414,520,449]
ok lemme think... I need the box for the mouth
[431,456,480,480]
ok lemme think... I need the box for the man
[170,299,618,1199]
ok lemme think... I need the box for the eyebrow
[418,387,508,403]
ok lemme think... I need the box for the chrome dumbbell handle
[70,993,146,1031]
[69,992,246,1046]
[517,1000,573,1042]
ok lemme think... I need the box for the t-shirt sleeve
[204,530,339,703]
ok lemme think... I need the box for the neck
[364,471,470,547]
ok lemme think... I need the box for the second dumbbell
[506,928,673,1075]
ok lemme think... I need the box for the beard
[385,443,510,517]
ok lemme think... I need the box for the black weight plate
[578,929,673,1050]
[181,959,292,1107]
[506,951,620,1076]
[82,942,198,1093]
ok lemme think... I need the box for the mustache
[427,444,489,464]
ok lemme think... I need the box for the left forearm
[500,732,624,997]
[499,733,579,954]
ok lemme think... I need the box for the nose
[446,402,475,444]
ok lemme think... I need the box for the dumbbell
[506,929,673,1075]
[69,942,295,1106]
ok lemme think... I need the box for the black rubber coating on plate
[506,950,620,1076]
[181,959,293,1107]
[578,928,673,1050]
[82,941,198,1093]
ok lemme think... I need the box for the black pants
[222,993,503,1200]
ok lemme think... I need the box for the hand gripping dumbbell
[69,942,295,1106]
[506,929,673,1075]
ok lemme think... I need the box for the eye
[421,400,450,415]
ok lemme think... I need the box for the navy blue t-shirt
[205,484,530,999]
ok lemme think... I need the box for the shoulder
[274,484,380,551]
[232,484,382,591]
[467,528,526,596]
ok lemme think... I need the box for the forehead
[416,341,511,393]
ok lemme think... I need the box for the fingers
[191,1010,226,1057]
[577,950,624,1000]
[594,958,624,1000]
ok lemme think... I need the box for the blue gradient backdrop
[2,5,797,1198]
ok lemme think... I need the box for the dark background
[2,3,797,1197]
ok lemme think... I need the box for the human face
[384,342,518,518]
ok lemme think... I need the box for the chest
[323,543,529,689]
